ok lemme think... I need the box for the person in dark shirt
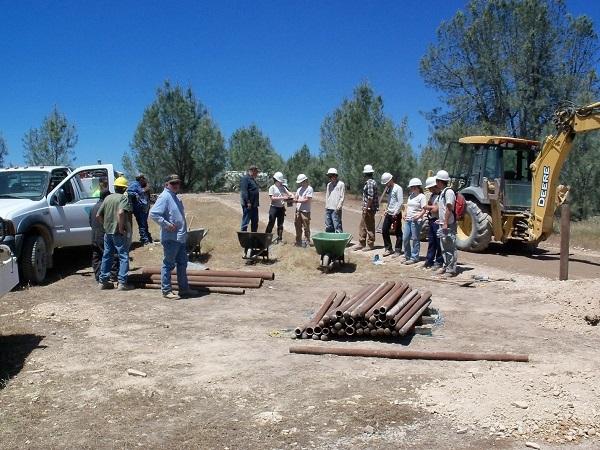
[89,189,119,282]
[240,164,260,232]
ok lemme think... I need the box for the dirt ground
[1,194,599,449]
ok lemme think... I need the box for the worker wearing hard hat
[96,175,134,290]
[294,174,313,247]
[435,169,458,277]
[265,171,292,243]
[402,177,427,264]
[324,168,345,232]
[354,164,379,251]
[380,172,403,257]
[423,176,444,269]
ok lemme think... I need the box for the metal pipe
[394,291,432,331]
[385,289,419,319]
[341,284,378,319]
[344,316,355,326]
[325,292,347,323]
[398,300,432,337]
[350,282,395,318]
[321,327,330,336]
[365,282,406,317]
[369,329,378,337]
[383,328,392,337]
[356,328,364,336]
[334,321,343,330]
[147,275,262,288]
[142,267,275,280]
[378,283,410,315]
[133,283,246,295]
[320,334,330,341]
[345,326,355,336]
[391,295,422,326]
[295,292,337,339]
[375,320,383,328]
[289,345,530,362]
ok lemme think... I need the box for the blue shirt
[149,188,187,243]
[127,180,149,209]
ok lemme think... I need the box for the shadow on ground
[0,334,45,389]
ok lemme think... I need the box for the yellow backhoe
[443,102,600,252]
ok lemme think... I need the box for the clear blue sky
[1,0,599,169]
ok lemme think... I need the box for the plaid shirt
[362,178,379,212]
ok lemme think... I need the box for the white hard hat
[273,171,285,183]
[408,177,422,188]
[363,164,374,174]
[296,174,308,184]
[435,170,450,182]
[380,172,393,185]
[327,168,338,175]
[425,176,436,189]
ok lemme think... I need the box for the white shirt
[325,180,345,210]
[268,184,288,208]
[296,185,313,212]
[438,188,456,225]
[385,184,403,216]
[405,192,426,220]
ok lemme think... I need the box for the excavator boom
[528,102,600,243]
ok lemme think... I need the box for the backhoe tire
[456,201,493,253]
[21,234,48,285]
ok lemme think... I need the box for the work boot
[162,291,179,300]
[442,272,457,278]
[391,251,402,259]
[435,267,446,275]
[362,245,375,252]
[277,229,284,244]
[118,283,135,291]
[382,249,394,257]
[98,281,114,290]
[404,259,417,265]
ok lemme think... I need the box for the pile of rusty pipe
[338,284,376,319]
[289,345,529,362]
[319,292,346,327]
[386,289,419,320]
[378,283,410,315]
[394,291,433,331]
[398,299,432,336]
[142,267,275,280]
[366,283,408,318]
[295,292,337,337]
[350,282,395,318]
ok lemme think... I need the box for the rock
[525,442,540,449]
[127,369,147,377]
[456,428,468,434]
[255,411,283,425]
[512,401,529,409]
[553,391,560,397]
[587,428,596,436]
[363,425,375,435]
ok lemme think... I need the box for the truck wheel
[456,201,493,252]
[21,234,48,284]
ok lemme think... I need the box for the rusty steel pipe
[386,289,419,320]
[398,300,432,337]
[374,320,383,328]
[320,334,330,341]
[356,328,364,336]
[321,327,330,336]
[142,267,275,280]
[341,284,378,319]
[391,294,422,325]
[394,291,432,331]
[383,328,392,337]
[147,274,262,288]
[334,321,343,330]
[350,282,395,318]
[295,292,337,338]
[345,326,355,336]
[289,345,530,362]
[133,283,246,295]
[365,282,405,318]
[324,292,347,324]
[344,316,355,326]
[378,283,410,315]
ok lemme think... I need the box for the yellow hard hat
[114,176,129,188]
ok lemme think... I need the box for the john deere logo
[537,166,550,207]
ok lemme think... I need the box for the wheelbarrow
[186,228,208,260]
[312,232,353,271]
[237,231,273,262]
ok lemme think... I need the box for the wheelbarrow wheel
[322,254,330,268]
[245,248,253,259]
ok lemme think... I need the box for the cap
[165,174,181,183]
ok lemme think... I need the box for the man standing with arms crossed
[435,170,458,277]
[150,174,198,299]
[355,164,378,251]
[240,164,260,232]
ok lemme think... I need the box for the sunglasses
[169,181,181,185]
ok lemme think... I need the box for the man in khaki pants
[354,164,379,251]
[294,174,313,247]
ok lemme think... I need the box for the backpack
[441,188,466,221]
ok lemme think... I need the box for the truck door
[48,165,115,247]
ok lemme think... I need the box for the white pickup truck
[0,164,115,284]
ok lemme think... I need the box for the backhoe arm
[528,102,600,243]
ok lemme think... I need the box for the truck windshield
[0,171,50,201]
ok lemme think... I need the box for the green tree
[128,81,226,191]
[320,82,416,192]
[0,133,8,167]
[23,107,78,166]
[420,0,598,140]
[285,144,328,191]
[194,116,227,191]
[229,124,284,175]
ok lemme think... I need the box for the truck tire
[456,201,493,252]
[21,234,48,284]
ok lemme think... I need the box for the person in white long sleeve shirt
[379,173,403,257]
[324,168,345,232]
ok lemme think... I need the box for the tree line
[2,0,598,218]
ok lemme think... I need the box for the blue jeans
[324,209,343,232]
[241,206,259,232]
[133,207,152,243]
[161,240,189,293]
[438,223,458,274]
[99,233,130,284]
[402,219,423,261]
[426,218,444,266]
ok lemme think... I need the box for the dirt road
[1,195,599,449]
[219,192,600,280]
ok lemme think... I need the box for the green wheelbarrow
[312,232,353,270]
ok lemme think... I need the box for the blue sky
[1,0,599,169]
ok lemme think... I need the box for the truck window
[48,169,70,193]
[0,171,50,201]
[74,169,109,199]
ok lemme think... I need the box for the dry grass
[548,216,600,251]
